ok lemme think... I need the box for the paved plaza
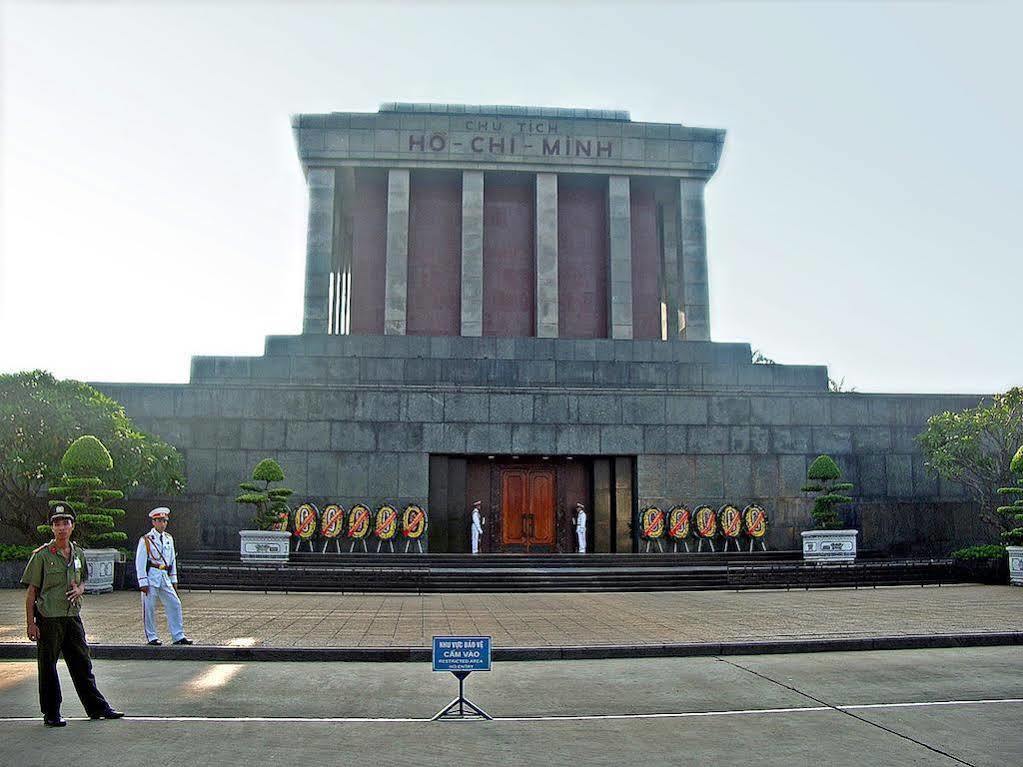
[1,584,1020,649]
[1,647,1021,766]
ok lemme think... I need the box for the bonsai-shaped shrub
[235,459,293,530]
[801,454,854,530]
[996,445,1023,546]
[46,435,127,547]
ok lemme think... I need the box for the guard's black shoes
[172,637,194,645]
[43,715,67,727]
[89,709,124,720]
[147,639,162,646]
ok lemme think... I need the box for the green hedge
[0,544,37,562]
[951,545,1007,561]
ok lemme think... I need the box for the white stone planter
[802,530,858,563]
[239,530,291,563]
[82,548,118,594]
[1007,546,1023,586]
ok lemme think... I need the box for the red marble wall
[350,169,387,335]
[630,183,662,340]
[558,176,608,338]
[407,170,462,336]
[483,173,535,337]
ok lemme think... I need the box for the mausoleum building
[100,104,983,555]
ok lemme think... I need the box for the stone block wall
[98,335,983,554]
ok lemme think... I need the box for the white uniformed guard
[574,502,587,553]
[470,500,484,555]
[135,507,192,646]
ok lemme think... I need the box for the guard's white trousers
[141,581,185,642]
[471,529,481,554]
[577,530,586,553]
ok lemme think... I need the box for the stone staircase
[177,550,964,593]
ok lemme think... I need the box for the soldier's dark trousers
[36,616,109,718]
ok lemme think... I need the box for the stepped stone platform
[176,551,964,593]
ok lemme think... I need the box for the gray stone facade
[100,334,984,555]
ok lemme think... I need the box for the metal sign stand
[432,671,492,721]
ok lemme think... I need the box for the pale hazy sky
[1,1,1020,394]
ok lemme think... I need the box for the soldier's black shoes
[147,639,162,646]
[89,709,124,720]
[173,637,194,645]
[43,715,67,727]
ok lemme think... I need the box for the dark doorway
[428,455,634,553]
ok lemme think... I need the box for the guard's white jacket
[135,529,178,588]
[575,510,587,533]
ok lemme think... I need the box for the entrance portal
[500,467,556,550]
[427,455,637,553]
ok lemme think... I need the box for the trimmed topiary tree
[46,435,127,547]
[801,454,854,530]
[996,445,1023,546]
[236,459,294,530]
[0,369,186,542]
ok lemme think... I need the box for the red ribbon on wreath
[669,510,689,539]
[295,511,316,539]
[376,507,397,538]
[406,510,424,536]
[643,509,664,538]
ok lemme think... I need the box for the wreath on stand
[375,504,399,552]
[667,505,692,552]
[293,503,318,551]
[743,504,769,552]
[639,506,665,552]
[402,504,428,553]
[694,505,718,552]
[347,504,371,552]
[320,504,346,553]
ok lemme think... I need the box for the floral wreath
[320,504,345,539]
[347,504,371,539]
[640,506,665,540]
[719,504,742,539]
[375,504,398,540]
[743,504,768,539]
[667,505,691,540]
[293,503,319,540]
[403,504,428,539]
[694,505,717,539]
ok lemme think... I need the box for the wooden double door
[500,467,556,550]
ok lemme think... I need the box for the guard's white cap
[149,507,171,519]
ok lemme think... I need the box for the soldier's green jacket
[20,541,88,618]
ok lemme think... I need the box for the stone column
[607,176,633,340]
[384,169,410,336]
[678,178,711,341]
[460,171,484,337]
[658,187,682,339]
[535,172,559,338]
[302,168,336,334]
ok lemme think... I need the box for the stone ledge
[0,632,1018,662]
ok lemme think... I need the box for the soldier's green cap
[49,503,75,523]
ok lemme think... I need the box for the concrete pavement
[0,647,1020,766]
[2,584,1020,653]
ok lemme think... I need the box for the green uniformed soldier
[21,503,124,726]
